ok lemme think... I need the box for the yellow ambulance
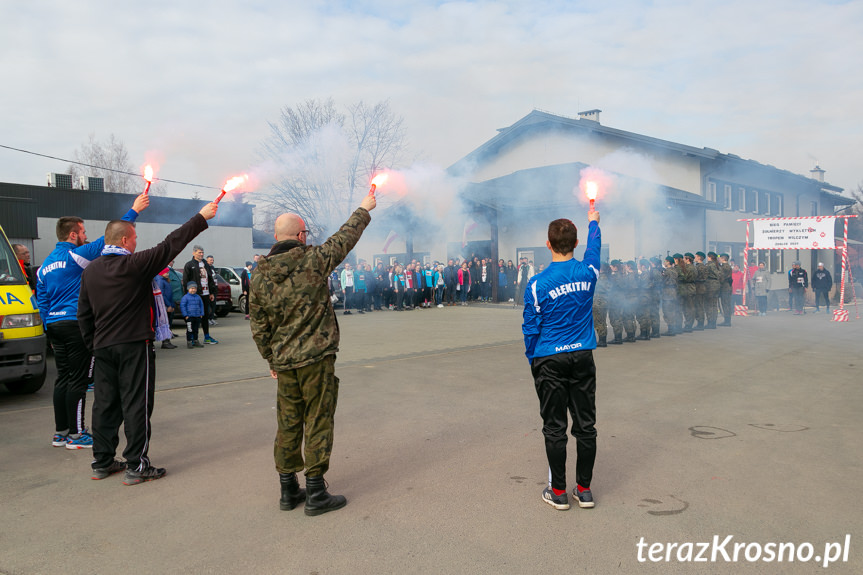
[0,225,46,394]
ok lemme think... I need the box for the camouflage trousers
[649,296,661,334]
[681,294,695,329]
[636,296,652,335]
[694,288,706,326]
[705,288,719,327]
[662,298,679,333]
[719,289,732,322]
[274,355,339,477]
[593,296,608,338]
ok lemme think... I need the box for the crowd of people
[326,256,544,312]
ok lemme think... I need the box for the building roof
[449,109,845,197]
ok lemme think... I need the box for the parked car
[213,274,232,317]
[214,266,245,312]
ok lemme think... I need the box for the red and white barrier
[734,305,749,316]
[832,309,849,322]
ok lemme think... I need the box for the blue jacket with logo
[522,220,601,361]
[36,208,139,325]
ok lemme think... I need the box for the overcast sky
[1,0,861,199]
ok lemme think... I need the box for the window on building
[708,181,716,203]
[810,201,818,216]
[772,194,783,216]
[724,184,732,210]
[748,189,759,214]
[761,191,770,215]
[770,250,783,273]
[738,187,746,212]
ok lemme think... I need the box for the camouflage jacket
[661,266,678,299]
[677,263,696,296]
[250,208,371,371]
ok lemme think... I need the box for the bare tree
[256,98,407,241]
[67,133,167,196]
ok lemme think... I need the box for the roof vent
[810,164,825,183]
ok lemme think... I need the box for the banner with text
[752,217,835,250]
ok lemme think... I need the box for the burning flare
[369,172,388,195]
[142,164,154,195]
[215,174,249,204]
[585,180,598,210]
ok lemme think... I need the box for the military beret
[684,252,695,259]
[639,258,650,266]
[610,259,621,266]
[673,253,683,259]
[665,256,675,264]
[650,256,661,264]
[707,251,717,258]
[719,253,729,258]
[695,251,706,258]
[626,260,636,268]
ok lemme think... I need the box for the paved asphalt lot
[1,304,861,574]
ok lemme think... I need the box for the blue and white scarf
[101,245,131,256]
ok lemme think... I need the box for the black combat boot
[610,332,623,344]
[637,329,649,341]
[651,327,661,339]
[304,476,347,516]
[624,333,637,343]
[279,472,306,511]
[694,321,704,331]
[597,335,607,348]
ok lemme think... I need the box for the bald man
[251,193,376,516]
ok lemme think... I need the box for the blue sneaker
[204,336,219,345]
[65,431,94,450]
[52,433,68,447]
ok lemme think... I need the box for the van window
[0,237,27,284]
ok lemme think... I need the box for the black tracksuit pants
[47,321,93,435]
[531,350,597,491]
[91,341,156,471]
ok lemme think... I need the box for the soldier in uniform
[648,257,663,339]
[661,256,679,336]
[621,261,638,343]
[250,192,376,516]
[636,259,653,340]
[693,252,707,330]
[704,252,721,329]
[607,260,624,345]
[718,253,733,326]
[678,253,696,332]
[592,263,610,347]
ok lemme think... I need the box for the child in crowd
[180,282,205,348]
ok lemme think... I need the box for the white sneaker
[437,304,443,308]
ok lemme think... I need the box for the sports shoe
[161,341,177,349]
[542,487,570,510]
[187,341,194,349]
[204,336,219,345]
[91,460,126,480]
[194,340,205,348]
[52,433,68,447]
[123,465,167,485]
[574,486,595,508]
[65,432,94,450]
[437,304,443,308]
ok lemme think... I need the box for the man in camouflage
[693,252,707,330]
[250,193,376,516]
[621,261,638,342]
[592,263,610,347]
[678,253,696,333]
[661,256,679,336]
[648,257,663,338]
[635,259,653,340]
[607,260,625,345]
[718,253,733,326]
[704,252,721,329]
